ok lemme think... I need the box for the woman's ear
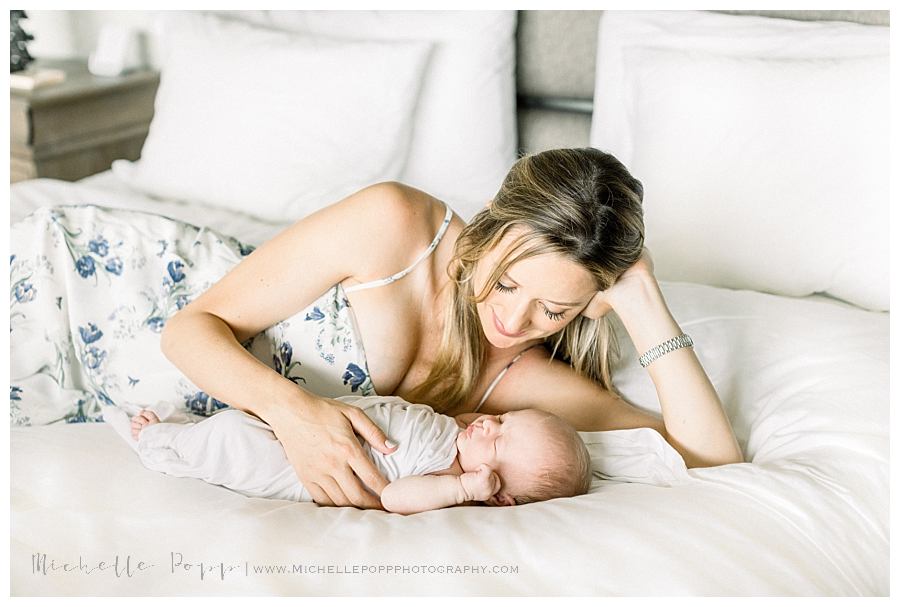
[580,291,612,320]
[485,492,516,507]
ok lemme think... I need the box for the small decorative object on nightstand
[10,10,35,73]
[10,58,159,183]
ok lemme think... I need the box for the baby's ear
[485,492,516,507]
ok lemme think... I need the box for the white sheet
[10,171,290,246]
[9,179,889,595]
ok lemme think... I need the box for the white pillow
[590,11,889,311]
[232,10,518,221]
[113,12,431,222]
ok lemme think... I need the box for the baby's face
[456,410,548,495]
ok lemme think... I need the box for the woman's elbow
[665,430,745,469]
[160,310,188,361]
[683,448,745,469]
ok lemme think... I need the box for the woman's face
[473,228,598,349]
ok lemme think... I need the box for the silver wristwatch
[639,333,693,368]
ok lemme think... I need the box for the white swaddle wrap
[105,395,461,502]
[104,393,694,500]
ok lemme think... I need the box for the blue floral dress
[10,204,454,426]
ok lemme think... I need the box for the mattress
[9,176,889,595]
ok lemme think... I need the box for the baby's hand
[459,464,501,502]
[130,409,160,440]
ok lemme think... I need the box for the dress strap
[344,202,453,294]
[473,344,541,413]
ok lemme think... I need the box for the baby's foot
[130,409,160,440]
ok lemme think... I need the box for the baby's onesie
[134,395,461,501]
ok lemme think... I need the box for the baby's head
[456,409,592,506]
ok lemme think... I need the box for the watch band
[639,333,693,368]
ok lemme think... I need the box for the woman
[161,148,743,509]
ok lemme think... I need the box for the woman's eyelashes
[544,309,566,321]
[493,282,567,321]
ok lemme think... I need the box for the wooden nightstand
[10,58,159,183]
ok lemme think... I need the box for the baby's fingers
[476,463,494,476]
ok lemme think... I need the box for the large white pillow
[232,10,518,221]
[590,11,889,311]
[112,12,431,222]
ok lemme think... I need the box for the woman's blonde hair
[407,148,645,413]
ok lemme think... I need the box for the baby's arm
[381,464,500,515]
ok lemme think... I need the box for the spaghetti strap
[474,344,541,413]
[345,202,453,294]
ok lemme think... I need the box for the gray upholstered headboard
[514,9,890,155]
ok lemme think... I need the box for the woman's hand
[265,396,398,509]
[584,248,657,319]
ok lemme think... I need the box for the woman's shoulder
[483,346,611,421]
[355,182,451,241]
[476,345,651,431]
[341,182,460,283]
[360,181,451,231]
[496,346,602,404]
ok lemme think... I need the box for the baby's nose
[482,417,500,432]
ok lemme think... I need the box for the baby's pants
[137,409,312,502]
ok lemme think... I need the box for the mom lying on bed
[162,148,743,508]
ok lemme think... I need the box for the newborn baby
[129,395,592,514]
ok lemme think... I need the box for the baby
[128,395,592,514]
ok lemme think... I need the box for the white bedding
[10,171,290,246]
[9,178,889,595]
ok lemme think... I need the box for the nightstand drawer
[13,123,151,182]
[10,58,159,183]
[12,81,157,149]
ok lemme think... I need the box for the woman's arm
[160,182,426,508]
[598,251,743,468]
[485,348,741,469]
[162,311,394,508]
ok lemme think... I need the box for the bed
[9,10,890,596]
